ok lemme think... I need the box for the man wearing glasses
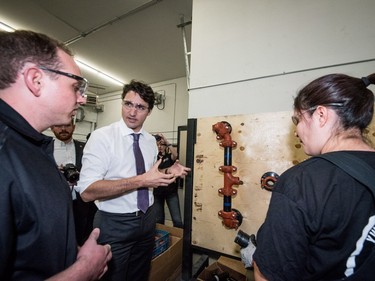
[77,80,191,281]
[0,30,111,280]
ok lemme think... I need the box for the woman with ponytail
[250,73,375,281]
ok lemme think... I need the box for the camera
[62,163,80,183]
[153,134,162,141]
[234,229,257,248]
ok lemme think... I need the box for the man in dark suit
[51,119,97,245]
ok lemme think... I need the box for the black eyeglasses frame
[291,103,344,126]
[39,66,88,97]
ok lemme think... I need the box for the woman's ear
[23,67,43,97]
[315,105,328,127]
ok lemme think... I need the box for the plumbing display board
[191,111,375,257]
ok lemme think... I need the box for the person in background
[153,133,183,228]
[241,73,375,280]
[51,119,97,246]
[0,30,111,280]
[76,80,190,281]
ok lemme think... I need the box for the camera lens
[63,163,80,183]
[234,230,250,248]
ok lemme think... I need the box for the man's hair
[0,30,72,90]
[121,79,155,111]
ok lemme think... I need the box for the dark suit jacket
[73,140,85,170]
[72,139,97,245]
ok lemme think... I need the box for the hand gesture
[158,133,166,142]
[142,159,176,188]
[76,228,112,280]
[45,228,111,281]
[167,160,191,178]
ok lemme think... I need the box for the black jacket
[0,99,77,280]
[74,140,84,170]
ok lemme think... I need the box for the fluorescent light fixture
[0,21,125,88]
[76,59,125,87]
[0,21,15,32]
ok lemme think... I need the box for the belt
[129,210,143,217]
[98,209,147,217]
[126,206,152,216]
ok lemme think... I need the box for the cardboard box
[168,264,182,281]
[153,229,169,258]
[148,224,183,281]
[197,256,247,281]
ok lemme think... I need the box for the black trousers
[94,206,156,281]
[73,192,97,246]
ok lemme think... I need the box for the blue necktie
[132,133,149,213]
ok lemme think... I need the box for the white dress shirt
[76,119,158,213]
[53,139,76,167]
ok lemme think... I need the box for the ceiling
[0,0,192,95]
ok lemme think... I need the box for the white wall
[188,0,375,118]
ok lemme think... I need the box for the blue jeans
[153,186,183,228]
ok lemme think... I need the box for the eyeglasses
[291,103,344,125]
[39,66,88,97]
[122,100,149,112]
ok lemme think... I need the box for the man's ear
[23,67,43,97]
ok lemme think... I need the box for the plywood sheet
[191,111,375,257]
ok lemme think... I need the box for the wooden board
[191,111,375,257]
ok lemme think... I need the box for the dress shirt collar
[54,138,74,147]
[119,118,145,138]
